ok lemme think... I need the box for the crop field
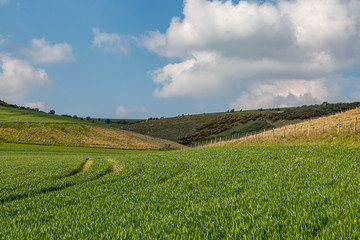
[1,143,360,238]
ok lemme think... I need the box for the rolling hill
[0,105,185,150]
[221,106,360,147]
[124,102,360,145]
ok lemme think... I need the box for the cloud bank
[0,56,50,103]
[143,0,360,109]
[0,38,74,106]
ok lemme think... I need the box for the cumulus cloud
[143,0,360,108]
[229,78,345,110]
[17,38,74,64]
[115,105,147,118]
[92,28,132,54]
[0,56,50,103]
[0,38,74,106]
[115,106,129,118]
[25,101,45,111]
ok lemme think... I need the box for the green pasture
[1,143,360,238]
[0,106,76,123]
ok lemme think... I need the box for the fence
[190,117,359,148]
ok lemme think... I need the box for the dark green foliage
[105,119,111,123]
[49,109,55,114]
[231,120,273,136]
[182,102,360,145]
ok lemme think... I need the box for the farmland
[2,143,360,238]
[0,106,184,150]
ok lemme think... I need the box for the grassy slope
[1,143,360,238]
[0,106,184,150]
[225,107,360,147]
[124,110,284,142]
[0,106,79,123]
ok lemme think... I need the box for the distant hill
[124,102,360,146]
[0,105,185,150]
[221,106,360,147]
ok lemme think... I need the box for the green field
[2,143,360,238]
[0,106,78,123]
[0,106,184,150]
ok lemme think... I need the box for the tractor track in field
[1,159,114,204]
[107,159,122,174]
[80,159,93,173]
[158,168,184,184]
[57,158,92,179]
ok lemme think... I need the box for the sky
[1,0,360,119]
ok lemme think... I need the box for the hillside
[0,105,184,150]
[221,107,360,147]
[124,102,360,145]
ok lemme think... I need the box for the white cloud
[115,106,129,118]
[115,105,147,118]
[0,0,10,6]
[92,28,131,54]
[229,78,345,110]
[17,38,74,64]
[0,38,74,105]
[25,101,45,111]
[143,0,360,107]
[0,56,50,104]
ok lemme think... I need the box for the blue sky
[1,0,360,119]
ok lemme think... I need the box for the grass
[1,143,360,238]
[0,106,78,123]
[124,110,281,142]
[222,107,360,147]
[0,106,184,150]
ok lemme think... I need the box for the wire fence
[191,117,359,148]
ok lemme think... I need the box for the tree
[105,119,111,123]
[49,109,55,114]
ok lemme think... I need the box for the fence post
[294,125,296,137]
[307,125,310,137]
[272,128,275,137]
[354,117,358,133]
[283,127,286,137]
[337,119,340,134]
